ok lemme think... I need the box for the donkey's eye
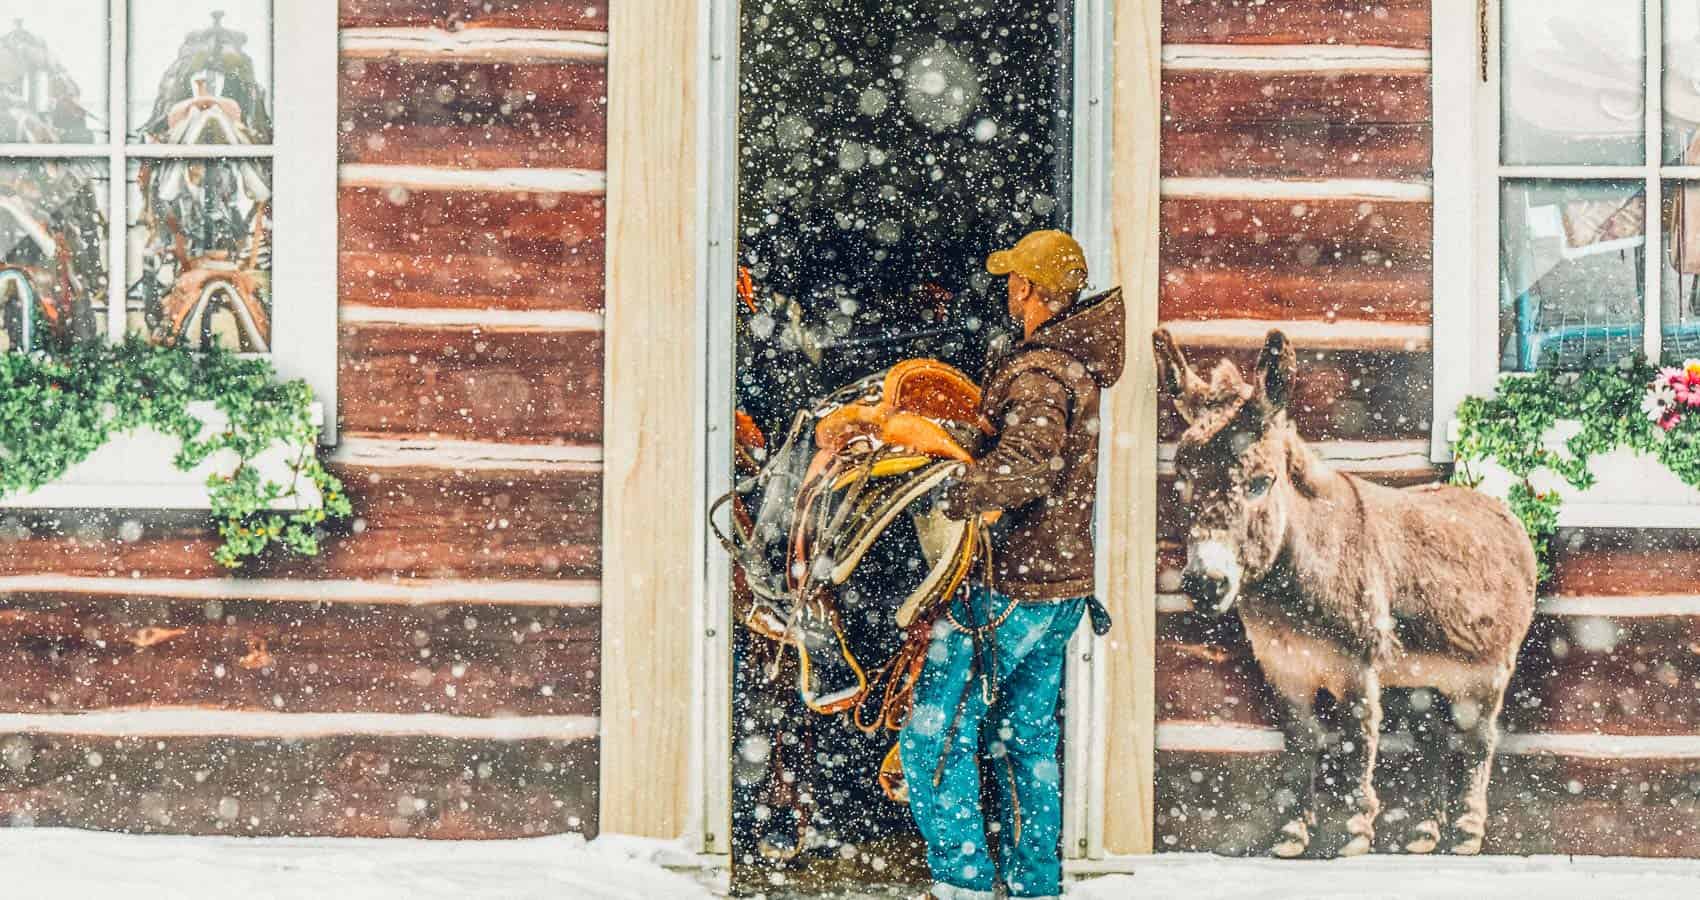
[1246,475,1273,498]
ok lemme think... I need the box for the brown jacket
[944,288,1126,600]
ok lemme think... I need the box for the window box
[0,400,325,511]
[1459,418,1700,528]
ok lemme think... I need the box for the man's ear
[1152,328,1203,422]
[1253,329,1298,413]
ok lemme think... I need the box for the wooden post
[602,4,702,839]
[1102,0,1160,855]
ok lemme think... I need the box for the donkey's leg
[1324,671,1383,857]
[1400,688,1448,855]
[1267,690,1326,859]
[1444,679,1508,855]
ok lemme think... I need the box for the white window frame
[1432,0,1700,527]
[0,2,337,510]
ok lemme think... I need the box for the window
[0,2,336,507]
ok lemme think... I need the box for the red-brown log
[1155,345,1433,442]
[339,59,606,169]
[1165,121,1432,179]
[0,597,598,717]
[1161,265,1432,324]
[1162,0,1430,48]
[340,188,605,314]
[1547,528,1700,597]
[0,733,597,838]
[339,324,604,444]
[1155,613,1700,737]
[1156,749,1700,856]
[1162,196,1433,323]
[0,465,600,581]
[340,0,609,30]
[1163,197,1432,264]
[1163,71,1430,126]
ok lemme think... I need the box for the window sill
[0,402,326,511]
[1461,419,1700,529]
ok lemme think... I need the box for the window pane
[1501,179,1646,371]
[0,159,108,351]
[129,1,271,145]
[0,5,109,143]
[1667,2,1700,163]
[1662,180,1700,362]
[127,158,270,353]
[1502,0,1645,166]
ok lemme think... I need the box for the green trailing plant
[0,338,352,567]
[1451,357,1700,582]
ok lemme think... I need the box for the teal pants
[899,586,1085,900]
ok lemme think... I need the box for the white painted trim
[1157,721,1700,759]
[1501,732,1700,760]
[0,709,599,742]
[1646,2,1667,363]
[1161,44,1430,72]
[696,0,739,859]
[340,27,608,64]
[1538,595,1700,617]
[0,575,601,607]
[0,143,110,157]
[1556,504,1700,528]
[1071,0,1114,860]
[331,436,602,472]
[1156,722,1285,754]
[1155,594,1193,614]
[1160,319,1431,352]
[273,1,342,443]
[1428,0,1480,463]
[1160,177,1432,202]
[338,306,605,331]
[1157,593,1700,618]
[1159,440,1433,477]
[339,164,607,195]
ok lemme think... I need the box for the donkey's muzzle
[1180,568,1231,614]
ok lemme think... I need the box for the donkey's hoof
[1267,819,1310,859]
[1447,833,1484,856]
[1337,834,1373,857]
[1403,819,1441,855]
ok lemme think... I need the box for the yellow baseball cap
[986,229,1088,296]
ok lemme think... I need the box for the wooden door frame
[601,0,1159,858]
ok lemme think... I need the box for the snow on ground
[1070,854,1700,900]
[3,829,720,899]
[9,830,1700,899]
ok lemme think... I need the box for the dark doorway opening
[730,1,1075,892]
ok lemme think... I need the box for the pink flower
[1661,409,1686,431]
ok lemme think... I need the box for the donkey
[1153,328,1537,858]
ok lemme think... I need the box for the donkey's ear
[1253,329,1298,412]
[1153,328,1204,421]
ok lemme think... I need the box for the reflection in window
[1501,0,1644,166]
[0,13,104,144]
[1501,180,1646,371]
[131,3,272,145]
[0,159,107,352]
[129,158,271,352]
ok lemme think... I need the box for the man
[900,229,1124,900]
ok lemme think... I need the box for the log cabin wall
[0,2,607,838]
[1157,0,1700,856]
